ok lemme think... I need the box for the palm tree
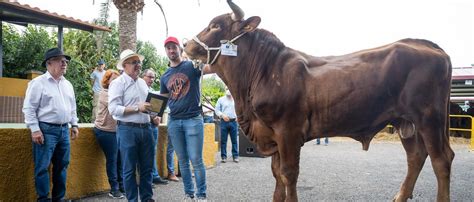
[112,0,145,52]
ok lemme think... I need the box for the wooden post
[58,25,63,51]
[0,20,3,77]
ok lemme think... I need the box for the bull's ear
[240,16,261,32]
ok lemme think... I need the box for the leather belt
[39,122,68,127]
[117,121,151,128]
[222,118,236,122]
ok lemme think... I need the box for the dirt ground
[79,132,473,201]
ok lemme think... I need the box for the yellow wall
[0,77,30,97]
[0,124,217,201]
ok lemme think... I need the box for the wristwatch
[133,106,139,113]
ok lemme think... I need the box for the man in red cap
[159,36,211,200]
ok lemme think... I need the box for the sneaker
[153,177,169,185]
[168,174,179,182]
[196,197,207,202]
[183,194,194,202]
[233,157,239,163]
[108,190,124,199]
[221,157,226,163]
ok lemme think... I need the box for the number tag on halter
[221,43,238,56]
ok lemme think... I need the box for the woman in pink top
[93,69,124,199]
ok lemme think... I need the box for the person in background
[215,90,239,163]
[22,48,79,201]
[108,49,155,202]
[315,137,329,146]
[141,68,169,185]
[462,100,470,112]
[91,59,106,121]
[202,100,214,123]
[93,69,124,198]
[160,36,211,200]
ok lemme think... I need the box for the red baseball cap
[164,36,180,47]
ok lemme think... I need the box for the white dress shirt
[22,71,79,132]
[108,73,150,123]
[215,96,237,119]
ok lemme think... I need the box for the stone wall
[0,124,217,200]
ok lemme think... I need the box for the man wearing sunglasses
[23,47,79,201]
[108,49,155,202]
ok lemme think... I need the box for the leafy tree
[2,25,54,78]
[64,60,94,123]
[2,24,20,75]
[63,22,120,72]
[61,22,121,123]
[202,75,226,106]
[137,40,168,90]
[1,18,216,123]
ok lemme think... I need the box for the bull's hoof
[393,192,413,202]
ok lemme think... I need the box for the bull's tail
[445,56,453,140]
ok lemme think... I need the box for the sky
[20,0,473,67]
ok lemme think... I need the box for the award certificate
[145,93,168,117]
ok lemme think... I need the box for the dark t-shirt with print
[160,60,202,119]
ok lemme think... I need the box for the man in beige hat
[108,49,156,201]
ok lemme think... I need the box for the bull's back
[303,38,451,136]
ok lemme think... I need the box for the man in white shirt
[215,90,239,163]
[108,49,155,202]
[90,59,106,121]
[22,47,79,202]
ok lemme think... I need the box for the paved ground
[75,138,474,201]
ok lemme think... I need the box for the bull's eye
[210,23,220,30]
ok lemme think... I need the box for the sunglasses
[125,60,142,66]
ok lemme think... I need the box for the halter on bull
[184,1,454,201]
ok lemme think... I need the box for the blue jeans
[166,134,175,175]
[203,115,213,123]
[167,115,207,198]
[93,127,122,192]
[151,125,163,180]
[220,120,239,159]
[117,124,154,202]
[33,122,70,201]
[316,137,329,144]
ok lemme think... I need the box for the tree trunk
[113,0,144,52]
[118,9,137,52]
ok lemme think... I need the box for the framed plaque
[145,93,168,117]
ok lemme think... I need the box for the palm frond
[153,0,168,37]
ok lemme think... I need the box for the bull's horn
[227,0,244,21]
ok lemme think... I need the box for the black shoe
[108,190,124,199]
[153,177,169,185]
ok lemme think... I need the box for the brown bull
[184,1,454,201]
